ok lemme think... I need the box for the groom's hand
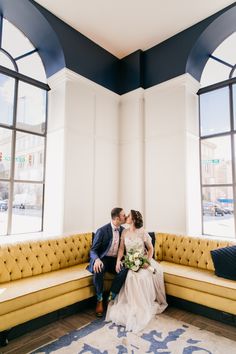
[93,259,104,273]
[116,260,122,273]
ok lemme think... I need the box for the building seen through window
[0,18,48,235]
[199,32,236,238]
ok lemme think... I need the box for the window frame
[0,17,50,236]
[198,76,236,238]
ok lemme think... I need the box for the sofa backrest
[0,233,92,283]
[155,233,235,271]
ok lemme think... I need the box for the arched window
[199,32,236,239]
[0,17,49,235]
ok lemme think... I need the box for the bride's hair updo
[131,210,143,229]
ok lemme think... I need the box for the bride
[105,210,168,333]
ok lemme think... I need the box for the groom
[87,207,128,317]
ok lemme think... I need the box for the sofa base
[167,295,236,327]
[0,297,95,346]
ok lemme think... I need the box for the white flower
[134,259,141,266]
[131,265,139,271]
[129,255,134,262]
[134,252,140,258]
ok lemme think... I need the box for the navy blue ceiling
[0,0,235,94]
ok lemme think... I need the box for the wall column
[44,69,119,235]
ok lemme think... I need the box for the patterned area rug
[30,314,236,354]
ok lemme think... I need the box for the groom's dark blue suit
[87,223,128,297]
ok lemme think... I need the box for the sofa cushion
[156,233,234,271]
[0,233,92,283]
[161,261,236,301]
[211,245,236,280]
[0,263,93,316]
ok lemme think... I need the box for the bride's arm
[145,241,154,261]
[116,231,125,273]
[144,232,154,261]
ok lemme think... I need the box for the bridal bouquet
[123,249,156,274]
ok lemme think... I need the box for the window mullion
[7,79,18,235]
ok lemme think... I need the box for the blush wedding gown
[105,228,168,333]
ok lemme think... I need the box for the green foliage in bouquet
[123,248,150,272]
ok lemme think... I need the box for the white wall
[44,69,119,234]
[119,89,145,216]
[144,74,201,234]
[44,70,201,236]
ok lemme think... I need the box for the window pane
[0,51,15,70]
[0,181,9,235]
[15,132,45,181]
[202,186,235,238]
[11,182,43,234]
[2,18,34,59]
[200,58,231,87]
[200,87,230,136]
[233,85,236,129]
[201,136,232,185]
[16,82,46,134]
[0,128,12,179]
[213,32,236,71]
[17,52,46,83]
[0,74,15,126]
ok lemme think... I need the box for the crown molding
[145,73,200,96]
[48,68,120,101]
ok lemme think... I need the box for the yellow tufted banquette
[0,233,95,333]
[155,233,236,315]
[0,231,236,341]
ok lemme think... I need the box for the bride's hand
[142,263,149,269]
[116,260,122,273]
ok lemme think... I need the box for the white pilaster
[119,88,145,216]
[44,69,119,234]
[144,74,201,234]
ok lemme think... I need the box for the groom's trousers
[93,256,128,296]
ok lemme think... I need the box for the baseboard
[167,295,236,327]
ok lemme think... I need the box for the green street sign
[203,159,220,164]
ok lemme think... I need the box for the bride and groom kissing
[87,207,167,333]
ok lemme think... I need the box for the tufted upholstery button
[21,270,23,272]
[26,257,28,260]
[4,260,6,264]
[15,259,18,262]
[9,272,12,275]
[50,263,52,266]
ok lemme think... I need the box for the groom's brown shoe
[95,300,104,317]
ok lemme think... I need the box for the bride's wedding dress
[105,228,167,333]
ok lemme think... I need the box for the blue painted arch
[0,0,65,78]
[0,0,236,93]
[186,3,236,82]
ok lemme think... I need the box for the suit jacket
[87,223,124,273]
